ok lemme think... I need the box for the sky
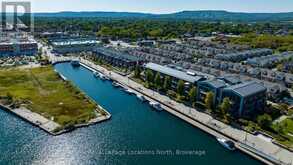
[4,0,293,13]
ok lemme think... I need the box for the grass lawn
[271,118,293,148]
[0,66,103,127]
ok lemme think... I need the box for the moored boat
[112,81,120,88]
[149,101,163,111]
[71,59,80,67]
[216,137,236,151]
[125,88,134,95]
[136,94,146,102]
[93,71,106,80]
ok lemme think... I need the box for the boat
[112,82,120,88]
[71,59,80,67]
[93,71,106,80]
[216,137,236,151]
[93,71,99,78]
[99,73,106,81]
[105,76,111,81]
[149,101,163,111]
[136,94,146,102]
[125,88,134,95]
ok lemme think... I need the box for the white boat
[136,94,146,102]
[93,72,106,80]
[93,71,99,78]
[112,82,120,88]
[149,102,163,111]
[99,73,106,81]
[216,137,236,151]
[125,89,134,95]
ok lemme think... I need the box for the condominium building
[94,47,144,68]
[197,79,267,118]
[144,62,206,92]
[222,81,267,118]
[51,38,99,54]
[0,32,38,56]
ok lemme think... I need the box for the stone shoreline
[0,102,111,136]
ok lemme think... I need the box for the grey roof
[218,76,241,85]
[200,79,227,89]
[225,81,266,97]
[144,63,205,83]
[95,47,141,62]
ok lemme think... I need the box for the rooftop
[200,79,227,89]
[95,47,142,62]
[145,63,205,83]
[52,39,98,46]
[225,81,266,97]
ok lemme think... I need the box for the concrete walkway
[10,107,60,133]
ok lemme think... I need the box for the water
[0,63,262,165]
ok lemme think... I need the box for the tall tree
[205,92,214,111]
[219,97,232,115]
[163,76,171,91]
[134,65,141,78]
[188,86,197,104]
[145,69,154,84]
[219,97,232,122]
[154,72,162,89]
[257,114,272,129]
[176,80,185,96]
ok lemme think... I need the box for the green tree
[219,97,232,122]
[219,98,232,115]
[257,114,272,129]
[154,72,162,89]
[176,80,185,96]
[205,92,214,111]
[188,86,197,104]
[274,123,285,134]
[145,69,154,84]
[134,65,141,78]
[163,76,171,91]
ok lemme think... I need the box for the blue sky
[24,0,293,13]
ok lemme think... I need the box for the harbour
[51,57,293,164]
[0,62,262,164]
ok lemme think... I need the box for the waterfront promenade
[50,56,293,165]
[0,105,60,133]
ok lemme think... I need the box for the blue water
[0,63,262,165]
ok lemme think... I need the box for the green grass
[271,118,293,148]
[0,66,102,126]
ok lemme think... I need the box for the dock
[0,104,60,135]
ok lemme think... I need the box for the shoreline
[0,65,111,135]
[0,103,111,136]
[66,58,290,165]
[0,104,60,135]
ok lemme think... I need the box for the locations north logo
[1,1,33,32]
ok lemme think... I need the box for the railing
[239,141,291,165]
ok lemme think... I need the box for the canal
[0,63,262,165]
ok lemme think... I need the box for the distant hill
[34,10,293,22]
[34,11,154,18]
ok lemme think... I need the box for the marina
[0,62,262,164]
[48,56,293,165]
